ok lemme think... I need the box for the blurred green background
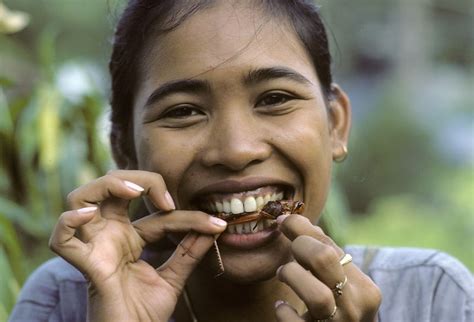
[0,0,473,319]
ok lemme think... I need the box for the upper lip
[192,176,294,200]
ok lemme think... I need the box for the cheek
[134,130,195,197]
[274,108,332,175]
[273,109,333,218]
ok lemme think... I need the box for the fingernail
[274,300,286,308]
[276,265,284,276]
[77,206,97,214]
[276,214,290,224]
[124,180,145,192]
[210,216,227,227]
[164,190,176,209]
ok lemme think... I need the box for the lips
[190,178,295,249]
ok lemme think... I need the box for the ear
[328,84,351,162]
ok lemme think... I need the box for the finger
[277,261,336,319]
[278,215,342,253]
[274,301,305,322]
[106,169,175,211]
[133,211,227,244]
[49,207,97,271]
[67,174,145,214]
[291,235,346,293]
[157,233,215,295]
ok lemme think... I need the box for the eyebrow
[243,67,313,86]
[144,79,211,108]
[144,66,312,108]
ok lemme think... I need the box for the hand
[274,215,381,322]
[49,170,227,322]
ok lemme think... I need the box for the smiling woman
[8,1,473,322]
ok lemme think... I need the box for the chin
[200,237,292,284]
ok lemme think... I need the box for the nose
[200,112,272,171]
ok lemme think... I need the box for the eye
[161,106,203,119]
[257,92,294,107]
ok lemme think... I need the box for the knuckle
[106,169,120,176]
[291,235,312,253]
[66,189,79,206]
[367,282,382,307]
[102,173,117,183]
[312,245,339,269]
[307,288,334,315]
[48,238,59,253]
[313,225,324,234]
[149,172,165,185]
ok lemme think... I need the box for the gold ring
[339,253,352,266]
[332,275,347,297]
[316,305,337,322]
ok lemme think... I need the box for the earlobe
[328,84,351,162]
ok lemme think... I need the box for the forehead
[138,2,318,93]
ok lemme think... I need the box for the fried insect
[212,200,304,277]
[215,200,305,226]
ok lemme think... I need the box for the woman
[9,0,473,321]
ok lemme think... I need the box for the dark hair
[109,0,332,168]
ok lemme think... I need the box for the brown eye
[257,93,293,107]
[163,106,202,118]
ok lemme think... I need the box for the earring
[334,144,348,163]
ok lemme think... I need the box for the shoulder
[345,246,473,322]
[9,257,87,322]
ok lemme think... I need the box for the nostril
[200,142,272,171]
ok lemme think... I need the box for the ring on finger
[339,253,352,266]
[332,275,347,297]
[315,305,337,322]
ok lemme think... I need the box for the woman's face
[132,2,350,281]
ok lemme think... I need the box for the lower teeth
[227,219,272,234]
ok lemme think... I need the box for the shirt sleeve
[361,247,474,322]
[428,252,474,322]
[8,257,87,322]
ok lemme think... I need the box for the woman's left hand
[274,214,381,322]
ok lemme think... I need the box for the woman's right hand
[49,170,227,322]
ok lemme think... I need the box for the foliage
[343,168,474,269]
[0,28,111,318]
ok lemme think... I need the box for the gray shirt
[9,246,474,322]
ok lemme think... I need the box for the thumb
[157,232,214,294]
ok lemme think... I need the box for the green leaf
[37,84,61,172]
[0,75,14,88]
[0,197,49,237]
[0,88,13,135]
[0,246,20,316]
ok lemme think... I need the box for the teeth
[256,196,264,208]
[244,197,257,212]
[235,223,243,234]
[223,200,231,213]
[263,194,271,204]
[230,198,244,214]
[208,191,286,215]
[226,219,274,235]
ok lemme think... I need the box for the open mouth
[195,185,293,235]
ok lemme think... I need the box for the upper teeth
[206,192,284,215]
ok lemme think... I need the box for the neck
[175,266,305,322]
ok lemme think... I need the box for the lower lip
[218,228,281,250]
